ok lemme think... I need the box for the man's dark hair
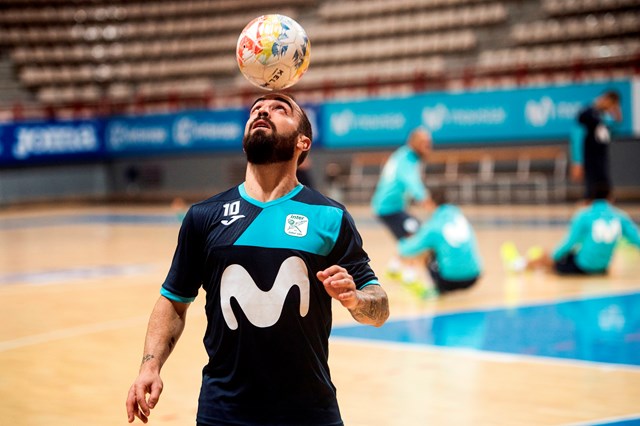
[588,183,611,201]
[429,187,448,206]
[602,90,621,104]
[296,103,312,166]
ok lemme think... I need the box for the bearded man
[126,93,389,426]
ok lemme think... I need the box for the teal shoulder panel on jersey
[234,198,344,256]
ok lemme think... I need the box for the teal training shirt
[552,200,640,272]
[371,145,428,216]
[398,204,482,281]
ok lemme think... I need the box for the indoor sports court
[1,0,640,425]
[1,202,639,425]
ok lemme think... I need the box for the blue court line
[0,264,156,286]
[587,418,640,426]
[332,291,640,368]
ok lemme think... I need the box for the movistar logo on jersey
[284,214,308,237]
[591,218,621,244]
[220,256,310,330]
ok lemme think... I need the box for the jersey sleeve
[570,124,585,165]
[398,220,437,258]
[401,161,428,202]
[552,211,586,261]
[328,210,379,289]
[161,206,206,302]
[578,107,599,130]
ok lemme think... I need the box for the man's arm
[126,296,190,424]
[317,265,389,327]
[552,213,586,261]
[620,213,640,248]
[347,285,390,327]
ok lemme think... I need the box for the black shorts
[377,212,420,240]
[553,252,606,275]
[427,258,478,294]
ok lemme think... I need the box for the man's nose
[256,108,269,118]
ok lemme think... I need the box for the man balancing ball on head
[126,93,389,426]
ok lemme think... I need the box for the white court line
[0,309,206,353]
[330,336,640,373]
[0,316,150,353]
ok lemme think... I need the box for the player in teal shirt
[398,189,482,295]
[371,128,433,282]
[505,186,640,275]
[371,128,431,222]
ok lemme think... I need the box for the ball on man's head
[236,14,310,91]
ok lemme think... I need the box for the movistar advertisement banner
[321,80,634,148]
[0,108,249,166]
[1,79,637,165]
[105,109,246,154]
[0,104,325,166]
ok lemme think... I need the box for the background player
[569,90,622,198]
[371,127,434,283]
[126,93,389,426]
[398,188,482,297]
[502,185,640,275]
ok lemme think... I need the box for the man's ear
[297,135,311,151]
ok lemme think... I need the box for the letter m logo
[591,218,621,244]
[220,256,310,330]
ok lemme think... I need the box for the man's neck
[244,162,299,203]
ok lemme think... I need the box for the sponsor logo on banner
[525,97,582,127]
[107,121,168,150]
[13,124,99,159]
[173,117,242,146]
[421,103,507,131]
[330,109,406,136]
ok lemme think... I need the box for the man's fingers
[126,385,150,424]
[135,384,151,417]
[126,386,136,423]
[148,381,163,409]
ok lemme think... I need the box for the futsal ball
[236,14,310,90]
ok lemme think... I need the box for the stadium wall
[1,80,638,206]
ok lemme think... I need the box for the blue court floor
[332,292,640,368]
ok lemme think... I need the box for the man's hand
[570,164,584,182]
[126,366,163,423]
[317,265,359,309]
[317,265,389,327]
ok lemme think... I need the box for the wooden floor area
[1,202,639,426]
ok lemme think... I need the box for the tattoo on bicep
[141,354,155,364]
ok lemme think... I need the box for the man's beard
[243,124,296,165]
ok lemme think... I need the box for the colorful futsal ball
[236,14,310,90]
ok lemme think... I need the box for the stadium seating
[0,0,637,114]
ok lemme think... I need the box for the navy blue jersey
[577,106,612,189]
[161,183,379,426]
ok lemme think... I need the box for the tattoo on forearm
[141,354,155,364]
[350,287,389,326]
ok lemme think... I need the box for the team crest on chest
[285,214,308,237]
